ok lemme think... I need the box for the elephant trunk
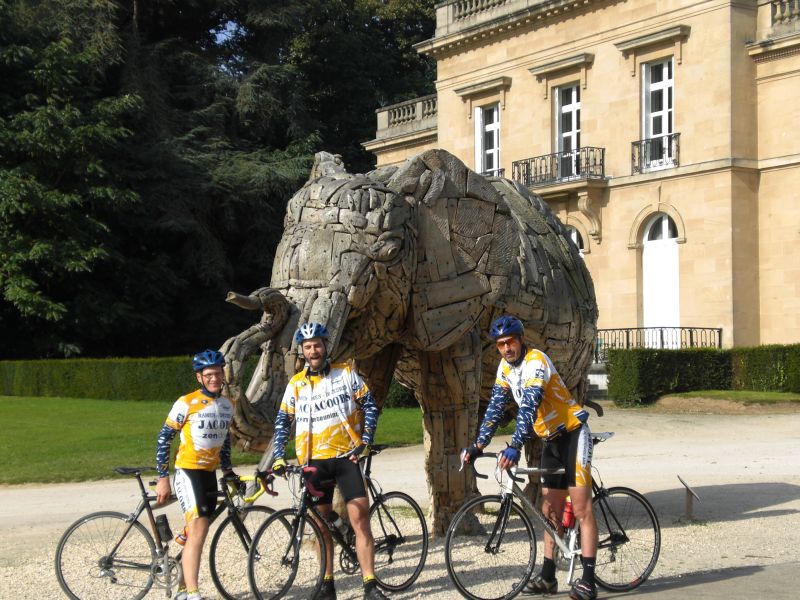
[220,287,293,451]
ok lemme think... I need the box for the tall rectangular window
[643,58,675,169]
[555,84,581,179]
[474,103,500,176]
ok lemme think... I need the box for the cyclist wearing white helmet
[463,315,599,600]
[155,349,235,600]
[271,322,388,600]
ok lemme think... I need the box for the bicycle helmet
[294,322,330,344]
[489,315,524,340]
[192,349,225,372]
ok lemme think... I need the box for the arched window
[642,212,680,339]
[566,225,584,250]
[645,213,678,241]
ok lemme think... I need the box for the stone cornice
[614,25,691,56]
[415,0,607,58]
[362,128,438,153]
[529,53,594,98]
[747,30,800,62]
[453,76,512,100]
[614,25,691,76]
[454,76,512,118]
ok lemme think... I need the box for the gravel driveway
[2,401,798,599]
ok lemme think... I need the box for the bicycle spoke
[445,495,536,600]
[370,491,428,591]
[55,512,156,600]
[210,506,274,600]
[248,509,325,600]
[593,487,661,591]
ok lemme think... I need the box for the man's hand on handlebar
[271,457,287,477]
[349,443,371,463]
[497,444,520,470]
[461,443,483,465]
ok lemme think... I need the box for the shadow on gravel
[629,564,766,595]
[639,482,800,526]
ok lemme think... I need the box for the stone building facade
[363,0,800,348]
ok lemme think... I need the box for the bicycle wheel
[248,508,326,600]
[209,505,275,600]
[55,511,156,600]
[370,490,429,591]
[593,486,661,591]
[445,494,536,600]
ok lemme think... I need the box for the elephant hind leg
[416,328,482,536]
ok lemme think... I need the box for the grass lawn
[1,396,511,484]
[667,389,800,404]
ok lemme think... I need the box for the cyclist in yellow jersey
[155,349,235,600]
[271,322,388,600]
[463,316,598,600]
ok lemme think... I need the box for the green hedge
[384,379,418,408]
[0,356,418,407]
[0,357,196,402]
[607,343,800,407]
[730,345,790,391]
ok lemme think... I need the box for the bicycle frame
[469,432,634,587]
[277,446,407,573]
[108,468,271,594]
[484,459,576,559]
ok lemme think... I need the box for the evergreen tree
[0,0,436,359]
[0,0,141,356]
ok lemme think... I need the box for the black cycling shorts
[174,468,218,522]
[306,457,367,504]
[539,423,593,490]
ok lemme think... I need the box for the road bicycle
[445,432,661,600]
[247,444,429,599]
[55,466,276,600]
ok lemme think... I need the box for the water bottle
[562,496,575,529]
[155,514,172,542]
[328,510,349,537]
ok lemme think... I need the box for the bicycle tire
[209,505,275,600]
[55,510,156,600]
[370,490,429,591]
[444,494,537,600]
[593,486,661,591]
[248,508,326,600]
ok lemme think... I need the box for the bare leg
[182,517,210,591]
[540,488,567,560]
[569,485,597,557]
[311,504,336,578]
[347,496,375,577]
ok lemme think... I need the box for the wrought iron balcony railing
[512,147,605,187]
[593,327,722,363]
[631,133,680,174]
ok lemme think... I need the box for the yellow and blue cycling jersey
[272,361,378,465]
[477,347,588,448]
[156,389,234,477]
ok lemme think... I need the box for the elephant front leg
[417,328,482,535]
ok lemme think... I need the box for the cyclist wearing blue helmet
[271,322,388,600]
[463,316,599,600]
[155,349,235,600]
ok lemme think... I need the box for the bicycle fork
[483,494,515,555]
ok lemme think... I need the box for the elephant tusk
[226,287,291,317]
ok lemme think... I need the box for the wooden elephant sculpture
[221,149,598,533]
